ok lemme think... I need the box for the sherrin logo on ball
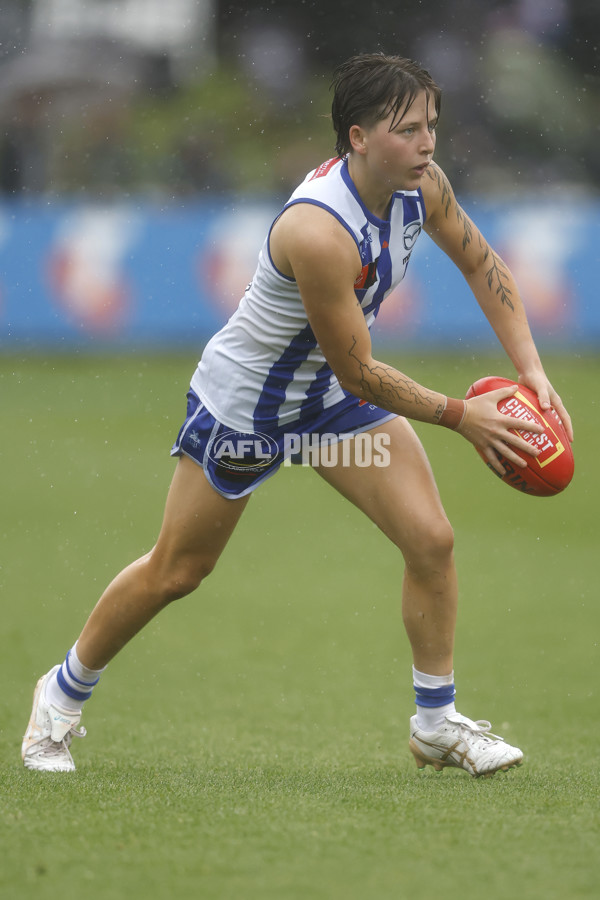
[465,376,574,497]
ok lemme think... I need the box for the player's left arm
[422,162,573,441]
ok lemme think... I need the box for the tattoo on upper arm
[348,337,436,414]
[429,165,453,217]
[426,164,515,311]
[426,166,474,252]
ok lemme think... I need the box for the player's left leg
[312,416,523,776]
[313,415,456,676]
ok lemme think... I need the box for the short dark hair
[330,53,442,157]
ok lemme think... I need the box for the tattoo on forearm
[484,250,515,310]
[426,163,515,311]
[348,337,435,413]
[456,206,473,252]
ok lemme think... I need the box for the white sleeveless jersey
[191,156,426,432]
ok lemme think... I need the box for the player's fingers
[485,386,545,434]
[483,444,529,475]
[535,385,552,411]
[500,412,544,437]
[500,429,541,459]
[484,448,507,476]
[551,396,574,442]
[486,435,532,473]
[486,384,520,403]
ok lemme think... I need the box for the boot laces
[455,718,503,746]
[35,725,87,758]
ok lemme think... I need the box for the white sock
[413,666,456,732]
[45,642,106,713]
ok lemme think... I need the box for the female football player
[23,53,572,776]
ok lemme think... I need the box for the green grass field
[1,351,598,900]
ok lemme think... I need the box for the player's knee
[156,555,217,604]
[431,517,455,558]
[405,516,454,571]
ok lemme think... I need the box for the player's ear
[348,124,368,155]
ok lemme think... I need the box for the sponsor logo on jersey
[358,225,373,260]
[354,258,379,291]
[309,157,341,180]
[403,220,422,251]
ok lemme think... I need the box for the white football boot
[409,712,523,777]
[22,666,86,772]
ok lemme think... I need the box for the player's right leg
[22,456,249,771]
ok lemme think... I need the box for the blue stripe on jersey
[401,193,424,236]
[299,360,334,422]
[358,223,374,264]
[361,219,392,317]
[253,323,319,428]
[340,161,389,229]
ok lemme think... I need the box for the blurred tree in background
[0,0,598,200]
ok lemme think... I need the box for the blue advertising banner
[0,197,597,351]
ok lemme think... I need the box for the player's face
[354,90,437,193]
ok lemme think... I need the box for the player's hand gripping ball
[465,376,574,497]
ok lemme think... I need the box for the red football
[465,376,574,497]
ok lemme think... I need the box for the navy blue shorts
[171,390,396,499]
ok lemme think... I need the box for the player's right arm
[271,203,447,424]
[269,203,542,472]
